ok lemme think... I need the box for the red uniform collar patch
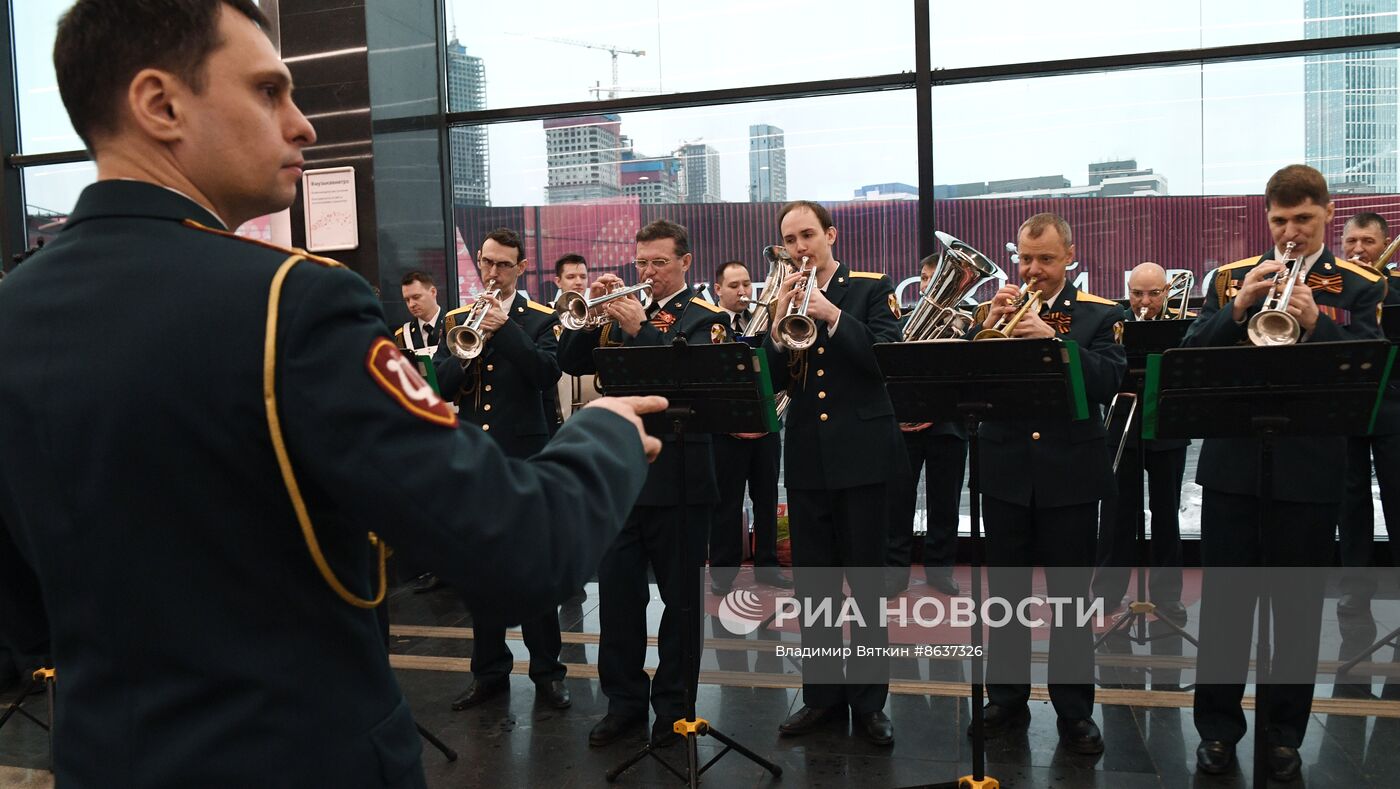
[365,337,458,427]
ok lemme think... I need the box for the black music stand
[876,337,1087,789]
[593,339,782,787]
[1146,339,1393,789]
[1094,319,1197,654]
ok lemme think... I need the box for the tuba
[903,231,1004,341]
[1246,241,1302,346]
[445,279,500,360]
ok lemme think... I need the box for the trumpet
[773,257,818,349]
[740,246,802,338]
[445,279,500,360]
[974,277,1043,340]
[1136,304,1149,321]
[556,279,653,331]
[1246,241,1302,346]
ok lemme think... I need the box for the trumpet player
[434,228,570,713]
[763,200,904,747]
[557,219,730,750]
[1184,166,1385,781]
[967,213,1125,755]
[1338,213,1400,617]
[709,260,790,593]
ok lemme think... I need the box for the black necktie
[423,323,435,344]
[732,313,745,335]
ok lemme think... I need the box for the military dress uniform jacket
[557,285,729,505]
[434,292,561,459]
[0,181,649,789]
[763,263,906,491]
[1183,247,1386,502]
[394,319,437,353]
[1120,306,1190,453]
[966,281,1128,507]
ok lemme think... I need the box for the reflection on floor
[7,577,1400,788]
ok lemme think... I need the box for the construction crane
[525,35,645,100]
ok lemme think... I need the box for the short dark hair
[716,260,750,283]
[1264,164,1330,209]
[1346,211,1390,238]
[778,200,834,232]
[554,253,587,279]
[636,219,690,257]
[55,0,269,150]
[482,227,524,262]
[919,253,939,271]
[400,270,436,289]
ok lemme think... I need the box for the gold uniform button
[486,364,495,372]
[482,424,491,431]
[484,385,492,392]
[818,391,827,399]
[816,369,825,377]
[817,347,825,355]
[1032,431,1041,440]
[820,413,829,422]
[484,404,492,412]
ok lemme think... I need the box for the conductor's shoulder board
[182,220,344,267]
[690,297,724,313]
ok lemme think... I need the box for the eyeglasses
[1129,289,1165,299]
[633,258,675,271]
[479,257,519,271]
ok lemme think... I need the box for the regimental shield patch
[365,337,458,427]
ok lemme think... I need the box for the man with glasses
[434,228,572,712]
[558,219,730,749]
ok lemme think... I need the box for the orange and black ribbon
[1042,311,1072,334]
[649,310,678,332]
[1305,272,1344,294]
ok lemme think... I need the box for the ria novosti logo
[716,589,767,635]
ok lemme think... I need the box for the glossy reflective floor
[6,579,1400,788]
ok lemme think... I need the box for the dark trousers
[982,496,1097,720]
[598,503,709,721]
[1339,434,1400,597]
[1093,445,1187,605]
[709,432,781,587]
[1193,488,1335,748]
[886,431,965,579]
[470,611,565,684]
[788,483,890,714]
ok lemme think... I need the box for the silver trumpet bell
[1246,241,1302,346]
[556,280,654,332]
[773,259,818,350]
[446,279,500,360]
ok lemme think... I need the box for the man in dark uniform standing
[1093,261,1188,621]
[968,212,1125,755]
[395,270,442,353]
[434,228,571,711]
[1185,165,1387,782]
[887,253,965,597]
[709,259,790,594]
[763,200,904,746]
[0,3,663,786]
[558,219,730,749]
[1337,212,1400,616]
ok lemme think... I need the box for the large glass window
[442,0,913,111]
[14,1,83,155]
[21,161,95,248]
[449,91,917,306]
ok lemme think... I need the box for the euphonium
[555,279,654,331]
[773,256,818,349]
[445,279,500,360]
[903,231,1003,341]
[973,277,1043,340]
[1246,241,1302,346]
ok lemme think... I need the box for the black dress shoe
[1267,745,1302,782]
[970,703,1030,739]
[1338,592,1373,617]
[410,573,446,594]
[1056,717,1104,755]
[650,718,683,748]
[589,712,646,747]
[450,677,508,710]
[778,704,846,736]
[755,568,793,588]
[538,679,571,709]
[1155,600,1188,626]
[855,710,894,746]
[1195,739,1236,775]
[924,572,961,596]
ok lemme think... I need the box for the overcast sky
[14,1,1395,213]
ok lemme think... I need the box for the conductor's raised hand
[584,395,669,462]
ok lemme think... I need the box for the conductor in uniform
[0,2,664,786]
[968,212,1126,755]
[557,219,730,749]
[434,228,572,711]
[763,200,904,746]
[1186,165,1387,782]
